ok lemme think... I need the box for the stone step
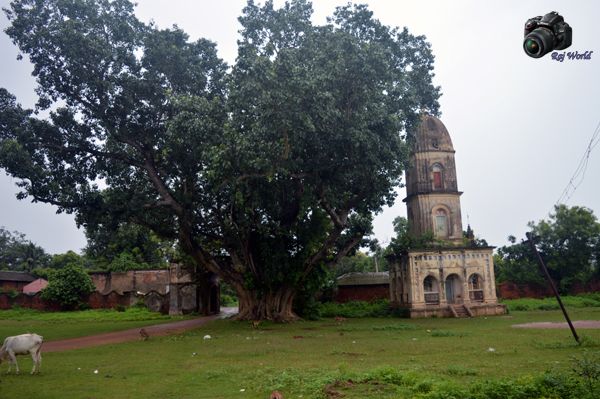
[452,305,471,318]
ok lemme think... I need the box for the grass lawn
[1,307,600,398]
[0,307,191,341]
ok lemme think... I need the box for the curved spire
[413,114,454,153]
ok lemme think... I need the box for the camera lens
[523,27,556,58]
[524,38,539,54]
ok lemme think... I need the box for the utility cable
[555,119,600,205]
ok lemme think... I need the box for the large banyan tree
[0,0,439,320]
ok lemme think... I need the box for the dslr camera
[523,11,572,58]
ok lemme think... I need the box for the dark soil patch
[43,308,237,352]
[512,320,600,329]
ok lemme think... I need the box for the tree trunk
[235,285,299,322]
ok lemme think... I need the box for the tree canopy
[0,226,50,271]
[0,0,440,320]
[496,204,600,292]
[84,222,170,271]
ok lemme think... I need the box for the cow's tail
[36,336,43,357]
[0,339,7,362]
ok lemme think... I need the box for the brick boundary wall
[497,280,600,299]
[335,284,389,303]
[333,280,600,303]
[0,290,170,313]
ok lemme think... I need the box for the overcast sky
[1,0,599,254]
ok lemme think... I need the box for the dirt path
[43,307,238,353]
[512,320,600,329]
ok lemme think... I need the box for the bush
[293,293,322,320]
[319,300,394,318]
[41,263,95,310]
[220,294,238,307]
[219,282,238,307]
[315,368,589,399]
[502,294,600,312]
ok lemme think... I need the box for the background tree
[84,223,170,271]
[494,235,544,286]
[0,226,50,271]
[41,262,95,309]
[0,0,439,320]
[385,216,436,256]
[48,250,86,269]
[368,239,388,272]
[334,251,374,277]
[30,250,90,280]
[495,205,600,292]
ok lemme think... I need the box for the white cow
[0,333,43,374]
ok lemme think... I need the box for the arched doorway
[445,274,462,304]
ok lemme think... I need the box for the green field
[0,307,189,341]
[1,307,600,398]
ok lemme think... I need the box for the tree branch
[318,195,347,229]
[325,234,363,268]
[142,153,184,217]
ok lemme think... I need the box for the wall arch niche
[431,163,444,190]
[433,207,450,238]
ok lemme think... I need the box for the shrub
[572,351,600,398]
[41,263,95,310]
[319,300,394,318]
[220,294,238,307]
[502,294,600,312]
[133,298,147,309]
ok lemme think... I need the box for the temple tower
[404,115,463,242]
[389,115,506,318]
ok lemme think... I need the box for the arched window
[424,276,438,293]
[468,273,484,302]
[434,209,448,238]
[468,274,482,290]
[432,164,443,190]
[423,276,439,305]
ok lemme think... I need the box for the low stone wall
[470,303,507,316]
[90,270,171,295]
[404,305,453,318]
[405,303,506,318]
[0,266,220,315]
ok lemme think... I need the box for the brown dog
[139,328,149,341]
[269,391,283,399]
